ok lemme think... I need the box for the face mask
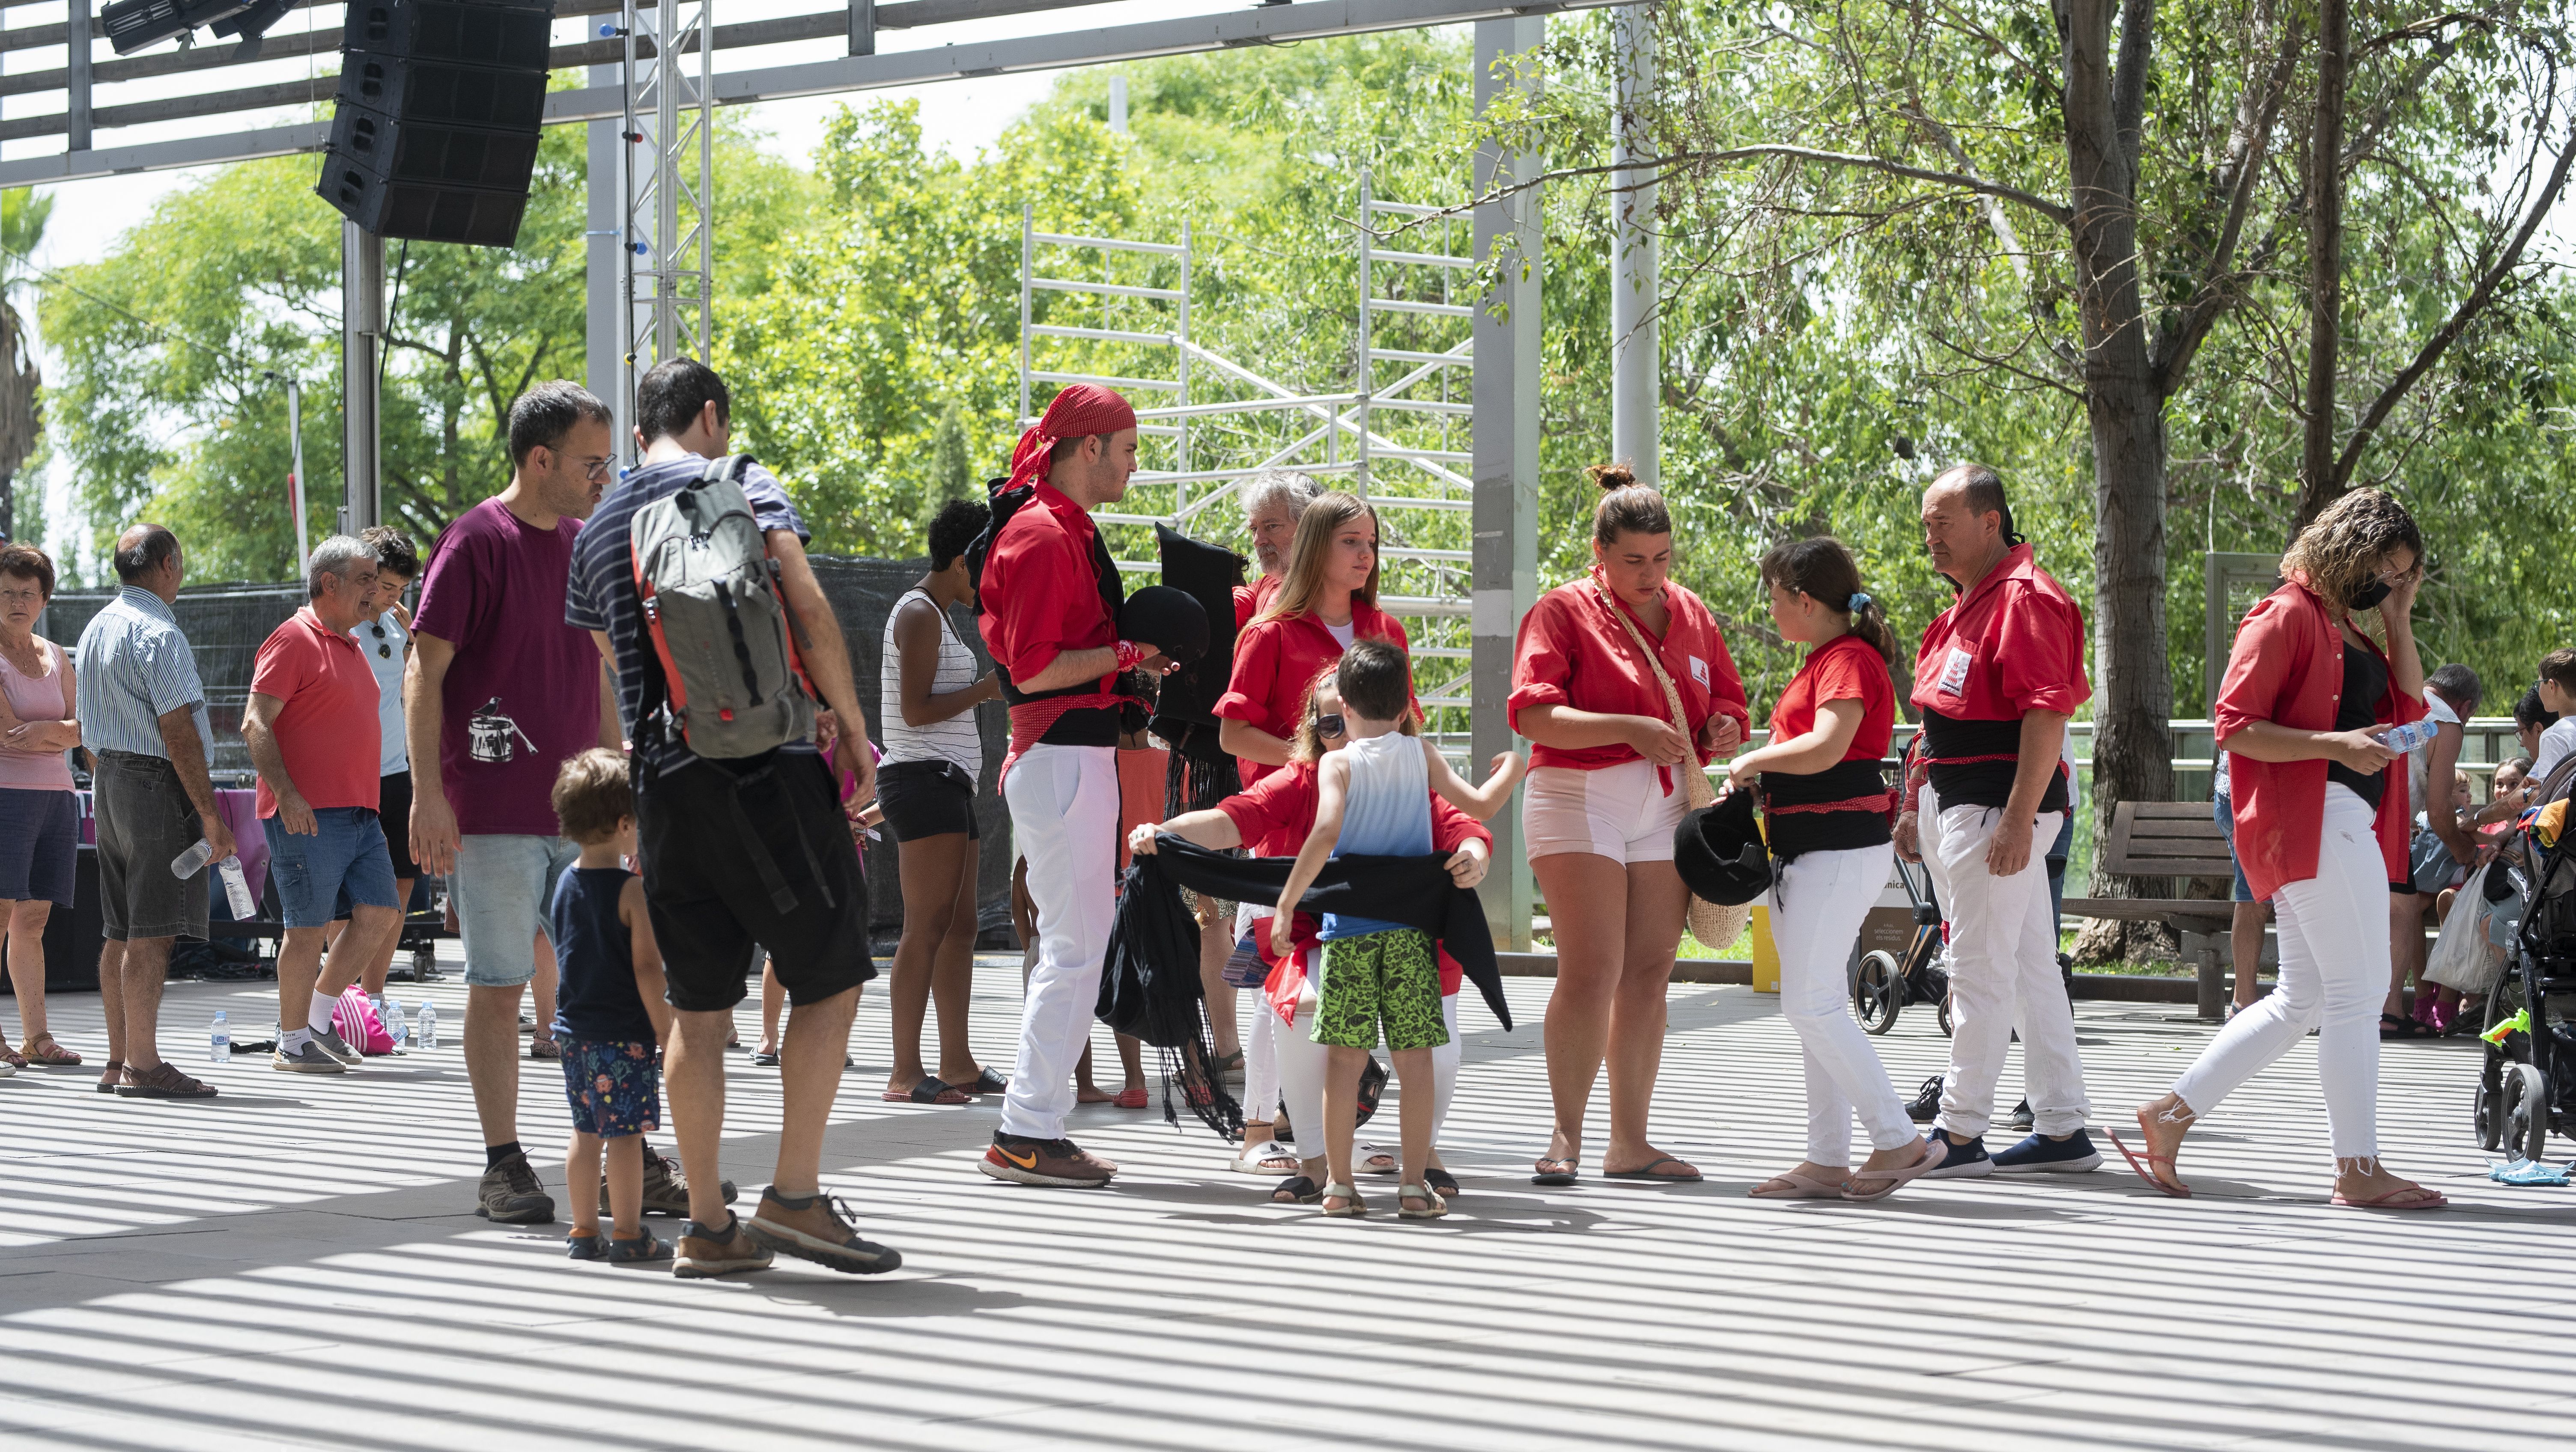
[2348,578,2393,611]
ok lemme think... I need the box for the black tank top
[2324,641,2386,810]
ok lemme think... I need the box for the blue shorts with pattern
[560,1036,662,1139]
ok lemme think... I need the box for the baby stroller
[2473,759,2576,1163]
[1852,854,1953,1037]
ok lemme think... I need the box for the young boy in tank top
[1271,640,1519,1218]
[547,748,675,1264]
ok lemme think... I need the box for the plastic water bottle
[215,857,256,919]
[417,1000,440,1051]
[383,997,408,1050]
[170,838,215,879]
[208,1009,229,1063]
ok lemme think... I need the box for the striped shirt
[74,586,212,759]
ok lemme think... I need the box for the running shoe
[272,1039,347,1074]
[1920,1133,1992,1178]
[980,1133,1116,1187]
[1991,1130,2104,1174]
[1905,1075,1944,1123]
[310,1026,363,1067]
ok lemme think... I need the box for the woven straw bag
[1593,583,1752,953]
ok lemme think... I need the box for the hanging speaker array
[316,0,560,247]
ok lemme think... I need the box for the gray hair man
[1235,468,1321,624]
[75,523,227,1098]
[243,536,404,1073]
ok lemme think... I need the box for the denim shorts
[560,1036,662,1139]
[2212,790,2255,902]
[263,808,400,929]
[455,833,581,988]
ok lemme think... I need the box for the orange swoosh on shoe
[997,1146,1038,1169]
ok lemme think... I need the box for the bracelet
[1112,639,1148,672]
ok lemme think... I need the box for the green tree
[0,187,50,545]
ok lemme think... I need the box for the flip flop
[1423,1166,1460,1199]
[965,1068,1008,1095]
[1113,1086,1150,1109]
[2332,1183,2448,1210]
[750,1050,780,1067]
[2378,1013,2437,1040]
[1841,1138,1949,1202]
[1231,1140,1301,1175]
[1531,1157,1579,1187]
[1750,1169,1850,1199]
[1603,1157,1702,1183]
[882,1077,969,1105]
[1271,1174,1323,1205]
[2108,1128,2191,1198]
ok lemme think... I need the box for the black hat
[1120,585,1210,666]
[1673,789,1773,906]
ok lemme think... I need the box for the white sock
[309,991,340,1035]
[280,1026,313,1053]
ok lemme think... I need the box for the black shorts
[875,759,979,842]
[638,751,875,1013]
[379,771,421,879]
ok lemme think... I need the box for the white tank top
[1319,731,1433,940]
[879,588,983,775]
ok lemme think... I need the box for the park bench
[2061,801,2239,1020]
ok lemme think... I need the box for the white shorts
[1524,759,1687,865]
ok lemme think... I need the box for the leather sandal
[23,1033,81,1066]
[116,1062,218,1098]
[96,1060,124,1094]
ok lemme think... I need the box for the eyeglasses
[1312,712,1346,740]
[581,456,614,482]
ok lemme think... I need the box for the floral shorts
[1312,928,1447,1052]
[561,1037,662,1139]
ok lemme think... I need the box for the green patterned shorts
[1311,928,1448,1051]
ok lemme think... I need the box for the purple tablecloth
[75,787,271,910]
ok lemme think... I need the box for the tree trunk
[2296,0,2351,530]
[2060,0,2177,961]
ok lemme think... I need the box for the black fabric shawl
[1142,834,1512,1032]
[1099,852,1243,1139]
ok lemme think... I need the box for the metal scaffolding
[1015,176,1479,718]
[617,0,716,452]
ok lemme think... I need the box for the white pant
[2171,785,2385,1157]
[999,744,1119,1142]
[1271,978,1461,1156]
[1245,990,1280,1125]
[1771,842,1917,1165]
[1918,783,2088,1138]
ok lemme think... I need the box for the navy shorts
[0,788,76,906]
[561,1036,662,1139]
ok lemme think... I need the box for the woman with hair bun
[2117,487,2444,1209]
[1509,462,1749,1185]
[1724,537,1942,1199]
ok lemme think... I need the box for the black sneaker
[980,1133,1116,1187]
[1905,1075,1944,1123]
[475,1150,557,1223]
[2010,1098,2036,1130]
[1991,1129,2103,1174]
[1920,1132,1993,1178]
[624,1141,738,1218]
[744,1189,903,1274]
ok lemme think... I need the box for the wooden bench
[2061,801,2240,1020]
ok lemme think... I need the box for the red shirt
[2217,580,2423,899]
[1214,755,1490,995]
[1214,600,1411,788]
[1231,573,1284,631]
[249,606,383,818]
[1908,544,2091,722]
[1507,571,1750,772]
[977,482,1116,693]
[1768,633,1895,762]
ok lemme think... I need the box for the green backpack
[628,454,817,759]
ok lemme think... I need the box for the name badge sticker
[1936,646,1974,698]
[1689,655,1710,688]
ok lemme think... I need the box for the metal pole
[1355,167,1371,497]
[585,63,628,454]
[340,219,383,538]
[1176,220,1190,484]
[1472,16,1543,951]
[620,0,643,443]
[287,379,308,568]
[848,0,875,55]
[1108,74,1127,133]
[655,0,680,366]
[1018,203,1033,429]
[66,0,94,153]
[1609,4,1658,488]
[694,0,713,361]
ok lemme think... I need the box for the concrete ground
[0,950,2569,1451]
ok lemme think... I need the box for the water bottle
[215,857,256,919]
[418,1000,440,1051]
[208,1009,229,1063]
[171,838,215,879]
[383,997,408,1050]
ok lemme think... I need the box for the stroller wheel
[2506,1062,2551,1163]
[1938,996,1955,1038]
[1854,952,1903,1035]
[2474,1054,2510,1154]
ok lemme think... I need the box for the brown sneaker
[475,1151,557,1224]
[674,1213,775,1279]
[115,1062,218,1098]
[743,1190,902,1275]
[978,1134,1115,1187]
[622,1141,739,1218]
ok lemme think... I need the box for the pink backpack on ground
[332,987,396,1055]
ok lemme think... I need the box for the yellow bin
[1750,905,1781,993]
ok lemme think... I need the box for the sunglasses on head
[1312,712,1346,740]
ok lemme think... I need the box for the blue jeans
[2213,786,2255,902]
[264,808,400,929]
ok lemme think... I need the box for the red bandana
[1005,384,1138,495]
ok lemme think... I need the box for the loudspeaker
[317,0,558,248]
[31,846,101,995]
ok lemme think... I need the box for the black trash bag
[1099,853,1243,1139]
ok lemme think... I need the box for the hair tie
[1847,592,1872,612]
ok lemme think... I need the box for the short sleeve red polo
[1506,572,1750,771]
[1768,633,1895,763]
[1213,602,1411,788]
[1907,544,2091,722]
[249,606,383,818]
[977,482,1116,689]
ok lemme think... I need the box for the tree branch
[2109,0,2158,183]
[2330,110,2576,490]
[2152,8,2299,395]
[1437,144,2074,232]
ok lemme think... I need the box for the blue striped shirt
[75,586,212,759]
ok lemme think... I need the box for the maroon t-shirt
[412,496,599,837]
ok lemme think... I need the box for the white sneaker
[1231,1140,1299,1175]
